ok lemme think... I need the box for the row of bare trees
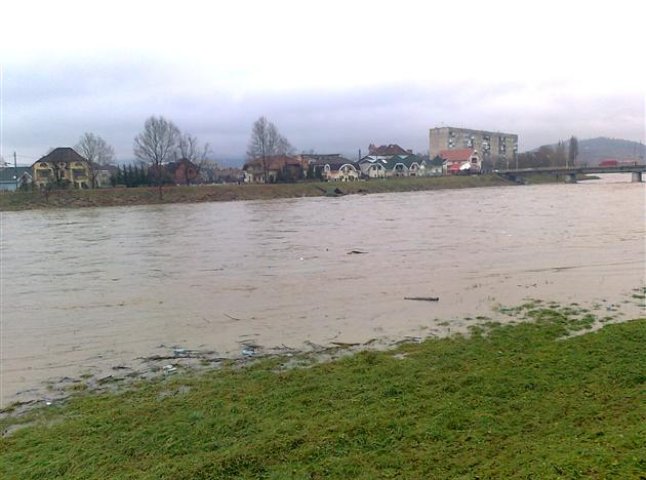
[72,114,292,197]
[74,117,216,198]
[130,115,294,197]
[516,136,579,169]
[133,117,215,198]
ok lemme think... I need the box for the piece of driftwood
[331,341,360,347]
[347,250,367,255]
[404,296,439,302]
[315,186,345,196]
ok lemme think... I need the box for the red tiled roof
[244,155,305,171]
[438,149,475,162]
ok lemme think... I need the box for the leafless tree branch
[133,116,181,199]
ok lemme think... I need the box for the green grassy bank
[2,305,644,479]
[0,174,568,211]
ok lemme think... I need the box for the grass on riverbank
[0,173,561,211]
[2,305,644,479]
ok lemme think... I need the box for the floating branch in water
[404,297,439,302]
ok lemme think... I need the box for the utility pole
[14,151,18,190]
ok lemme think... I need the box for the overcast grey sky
[1,0,644,165]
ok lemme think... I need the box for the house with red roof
[438,148,481,174]
[165,158,201,185]
[360,143,428,178]
[243,155,307,183]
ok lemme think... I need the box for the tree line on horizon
[65,115,294,198]
[516,137,578,169]
[33,118,596,197]
[71,118,582,175]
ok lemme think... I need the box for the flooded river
[1,175,644,406]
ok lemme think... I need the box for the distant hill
[577,137,645,165]
[533,137,645,165]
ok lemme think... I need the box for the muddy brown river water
[1,175,644,406]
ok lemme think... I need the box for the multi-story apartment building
[429,127,518,170]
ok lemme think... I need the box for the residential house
[384,154,423,177]
[206,167,244,184]
[302,154,360,181]
[430,126,518,171]
[359,153,424,178]
[358,155,389,178]
[321,161,360,181]
[166,158,201,185]
[425,156,444,176]
[243,155,307,183]
[358,144,421,178]
[91,163,119,188]
[0,166,32,191]
[368,143,413,156]
[438,149,482,174]
[32,147,92,189]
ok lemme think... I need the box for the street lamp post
[14,151,18,190]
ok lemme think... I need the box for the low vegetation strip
[1,306,644,479]
[1,174,542,211]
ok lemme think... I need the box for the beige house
[32,147,92,189]
[358,156,388,178]
[322,161,360,181]
[358,153,425,178]
[92,163,119,188]
[243,155,307,183]
[424,156,445,176]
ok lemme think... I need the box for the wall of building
[429,127,519,169]
[32,161,91,189]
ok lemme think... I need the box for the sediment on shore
[1,305,644,479]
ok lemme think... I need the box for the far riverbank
[0,173,571,211]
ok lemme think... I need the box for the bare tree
[173,133,214,185]
[199,158,220,183]
[177,133,211,163]
[75,133,115,166]
[535,145,556,167]
[246,116,294,182]
[554,141,567,167]
[568,136,579,167]
[134,116,180,199]
[75,133,116,188]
